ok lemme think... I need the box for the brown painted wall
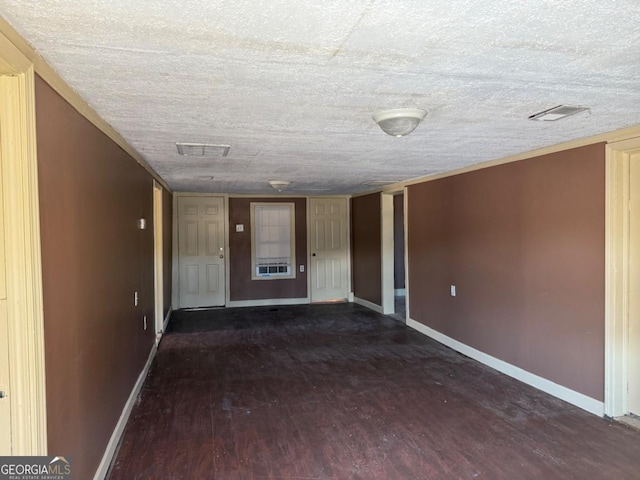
[407,143,606,400]
[229,197,307,301]
[394,194,405,290]
[162,187,172,317]
[351,193,382,306]
[36,76,157,479]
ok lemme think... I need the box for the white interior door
[0,147,11,454]
[309,197,349,302]
[178,196,226,308]
[629,153,640,415]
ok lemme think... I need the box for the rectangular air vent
[176,143,230,156]
[528,105,588,121]
[362,180,400,186]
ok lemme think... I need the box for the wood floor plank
[107,304,640,479]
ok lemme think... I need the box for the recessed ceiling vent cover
[176,143,230,156]
[528,105,588,121]
[363,180,400,186]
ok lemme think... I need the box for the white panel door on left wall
[178,196,226,308]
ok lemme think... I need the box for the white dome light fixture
[269,180,290,192]
[373,108,427,137]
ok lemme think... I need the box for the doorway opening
[393,192,406,320]
[381,191,406,318]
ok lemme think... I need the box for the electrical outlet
[450,285,456,297]
[134,291,139,306]
[300,265,305,273]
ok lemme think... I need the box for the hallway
[107,304,640,479]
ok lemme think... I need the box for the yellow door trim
[604,136,640,417]
[0,30,47,455]
[153,180,164,339]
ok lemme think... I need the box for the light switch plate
[236,224,244,232]
[450,285,456,296]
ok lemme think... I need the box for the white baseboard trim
[93,343,158,480]
[353,296,384,314]
[227,297,309,308]
[406,318,605,417]
[348,292,355,302]
[394,288,406,296]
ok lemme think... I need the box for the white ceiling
[1,0,639,195]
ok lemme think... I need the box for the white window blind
[251,203,295,279]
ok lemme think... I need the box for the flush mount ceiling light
[176,143,230,156]
[373,108,427,137]
[269,180,290,192]
[528,105,588,121]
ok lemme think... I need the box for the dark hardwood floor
[107,303,640,479]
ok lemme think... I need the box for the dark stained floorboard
[107,303,640,479]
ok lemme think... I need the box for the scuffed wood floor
[107,304,640,479]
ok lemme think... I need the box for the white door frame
[152,181,164,338]
[0,31,48,454]
[605,137,640,417]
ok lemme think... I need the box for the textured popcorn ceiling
[1,0,639,194]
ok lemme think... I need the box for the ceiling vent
[528,105,588,121]
[363,180,400,186]
[176,143,230,156]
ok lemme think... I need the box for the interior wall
[407,143,606,401]
[394,194,405,291]
[35,76,156,479]
[351,193,382,306]
[228,197,307,301]
[162,187,172,317]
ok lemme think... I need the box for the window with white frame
[251,203,296,279]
